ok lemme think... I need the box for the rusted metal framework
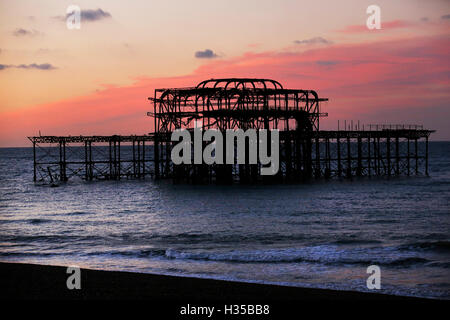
[29,78,434,184]
[149,78,433,183]
[149,78,328,182]
[29,135,154,184]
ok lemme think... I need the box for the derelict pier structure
[30,78,434,184]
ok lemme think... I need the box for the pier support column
[387,136,391,176]
[357,137,362,176]
[113,140,117,179]
[346,136,351,178]
[59,140,67,182]
[367,137,371,177]
[118,139,121,180]
[132,140,136,178]
[415,138,419,175]
[137,140,141,178]
[325,137,331,178]
[337,136,341,177]
[142,140,145,179]
[376,137,381,175]
[33,140,37,182]
[109,141,112,179]
[84,141,88,181]
[395,137,400,175]
[315,136,320,178]
[88,141,93,181]
[407,138,410,176]
[425,136,429,176]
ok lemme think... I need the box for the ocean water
[0,142,449,299]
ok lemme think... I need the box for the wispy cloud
[315,60,340,66]
[12,28,40,37]
[441,14,450,20]
[294,37,332,45]
[195,49,218,59]
[0,63,57,71]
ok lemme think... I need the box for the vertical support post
[425,136,429,176]
[368,136,371,177]
[407,138,410,176]
[59,140,64,182]
[395,136,399,175]
[118,139,121,180]
[357,136,362,176]
[63,141,66,181]
[154,138,159,179]
[85,141,88,181]
[88,141,92,180]
[295,130,301,177]
[347,136,351,177]
[137,140,141,178]
[154,89,160,179]
[109,141,112,179]
[386,136,391,176]
[337,136,341,177]
[33,140,37,182]
[326,137,331,174]
[415,138,418,175]
[132,139,136,178]
[377,137,381,175]
[142,140,146,178]
[315,135,320,178]
[113,140,117,179]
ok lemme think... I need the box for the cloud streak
[294,37,332,45]
[0,63,57,71]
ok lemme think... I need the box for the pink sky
[0,1,449,146]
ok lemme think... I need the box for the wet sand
[0,262,430,301]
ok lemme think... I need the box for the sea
[0,142,449,299]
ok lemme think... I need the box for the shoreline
[0,262,432,301]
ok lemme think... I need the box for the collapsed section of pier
[29,78,434,184]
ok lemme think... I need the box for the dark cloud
[0,63,57,71]
[63,8,112,22]
[13,28,39,37]
[294,37,332,45]
[195,49,218,59]
[441,14,450,20]
[81,8,111,21]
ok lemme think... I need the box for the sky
[0,0,449,146]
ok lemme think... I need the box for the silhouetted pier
[29,78,434,184]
